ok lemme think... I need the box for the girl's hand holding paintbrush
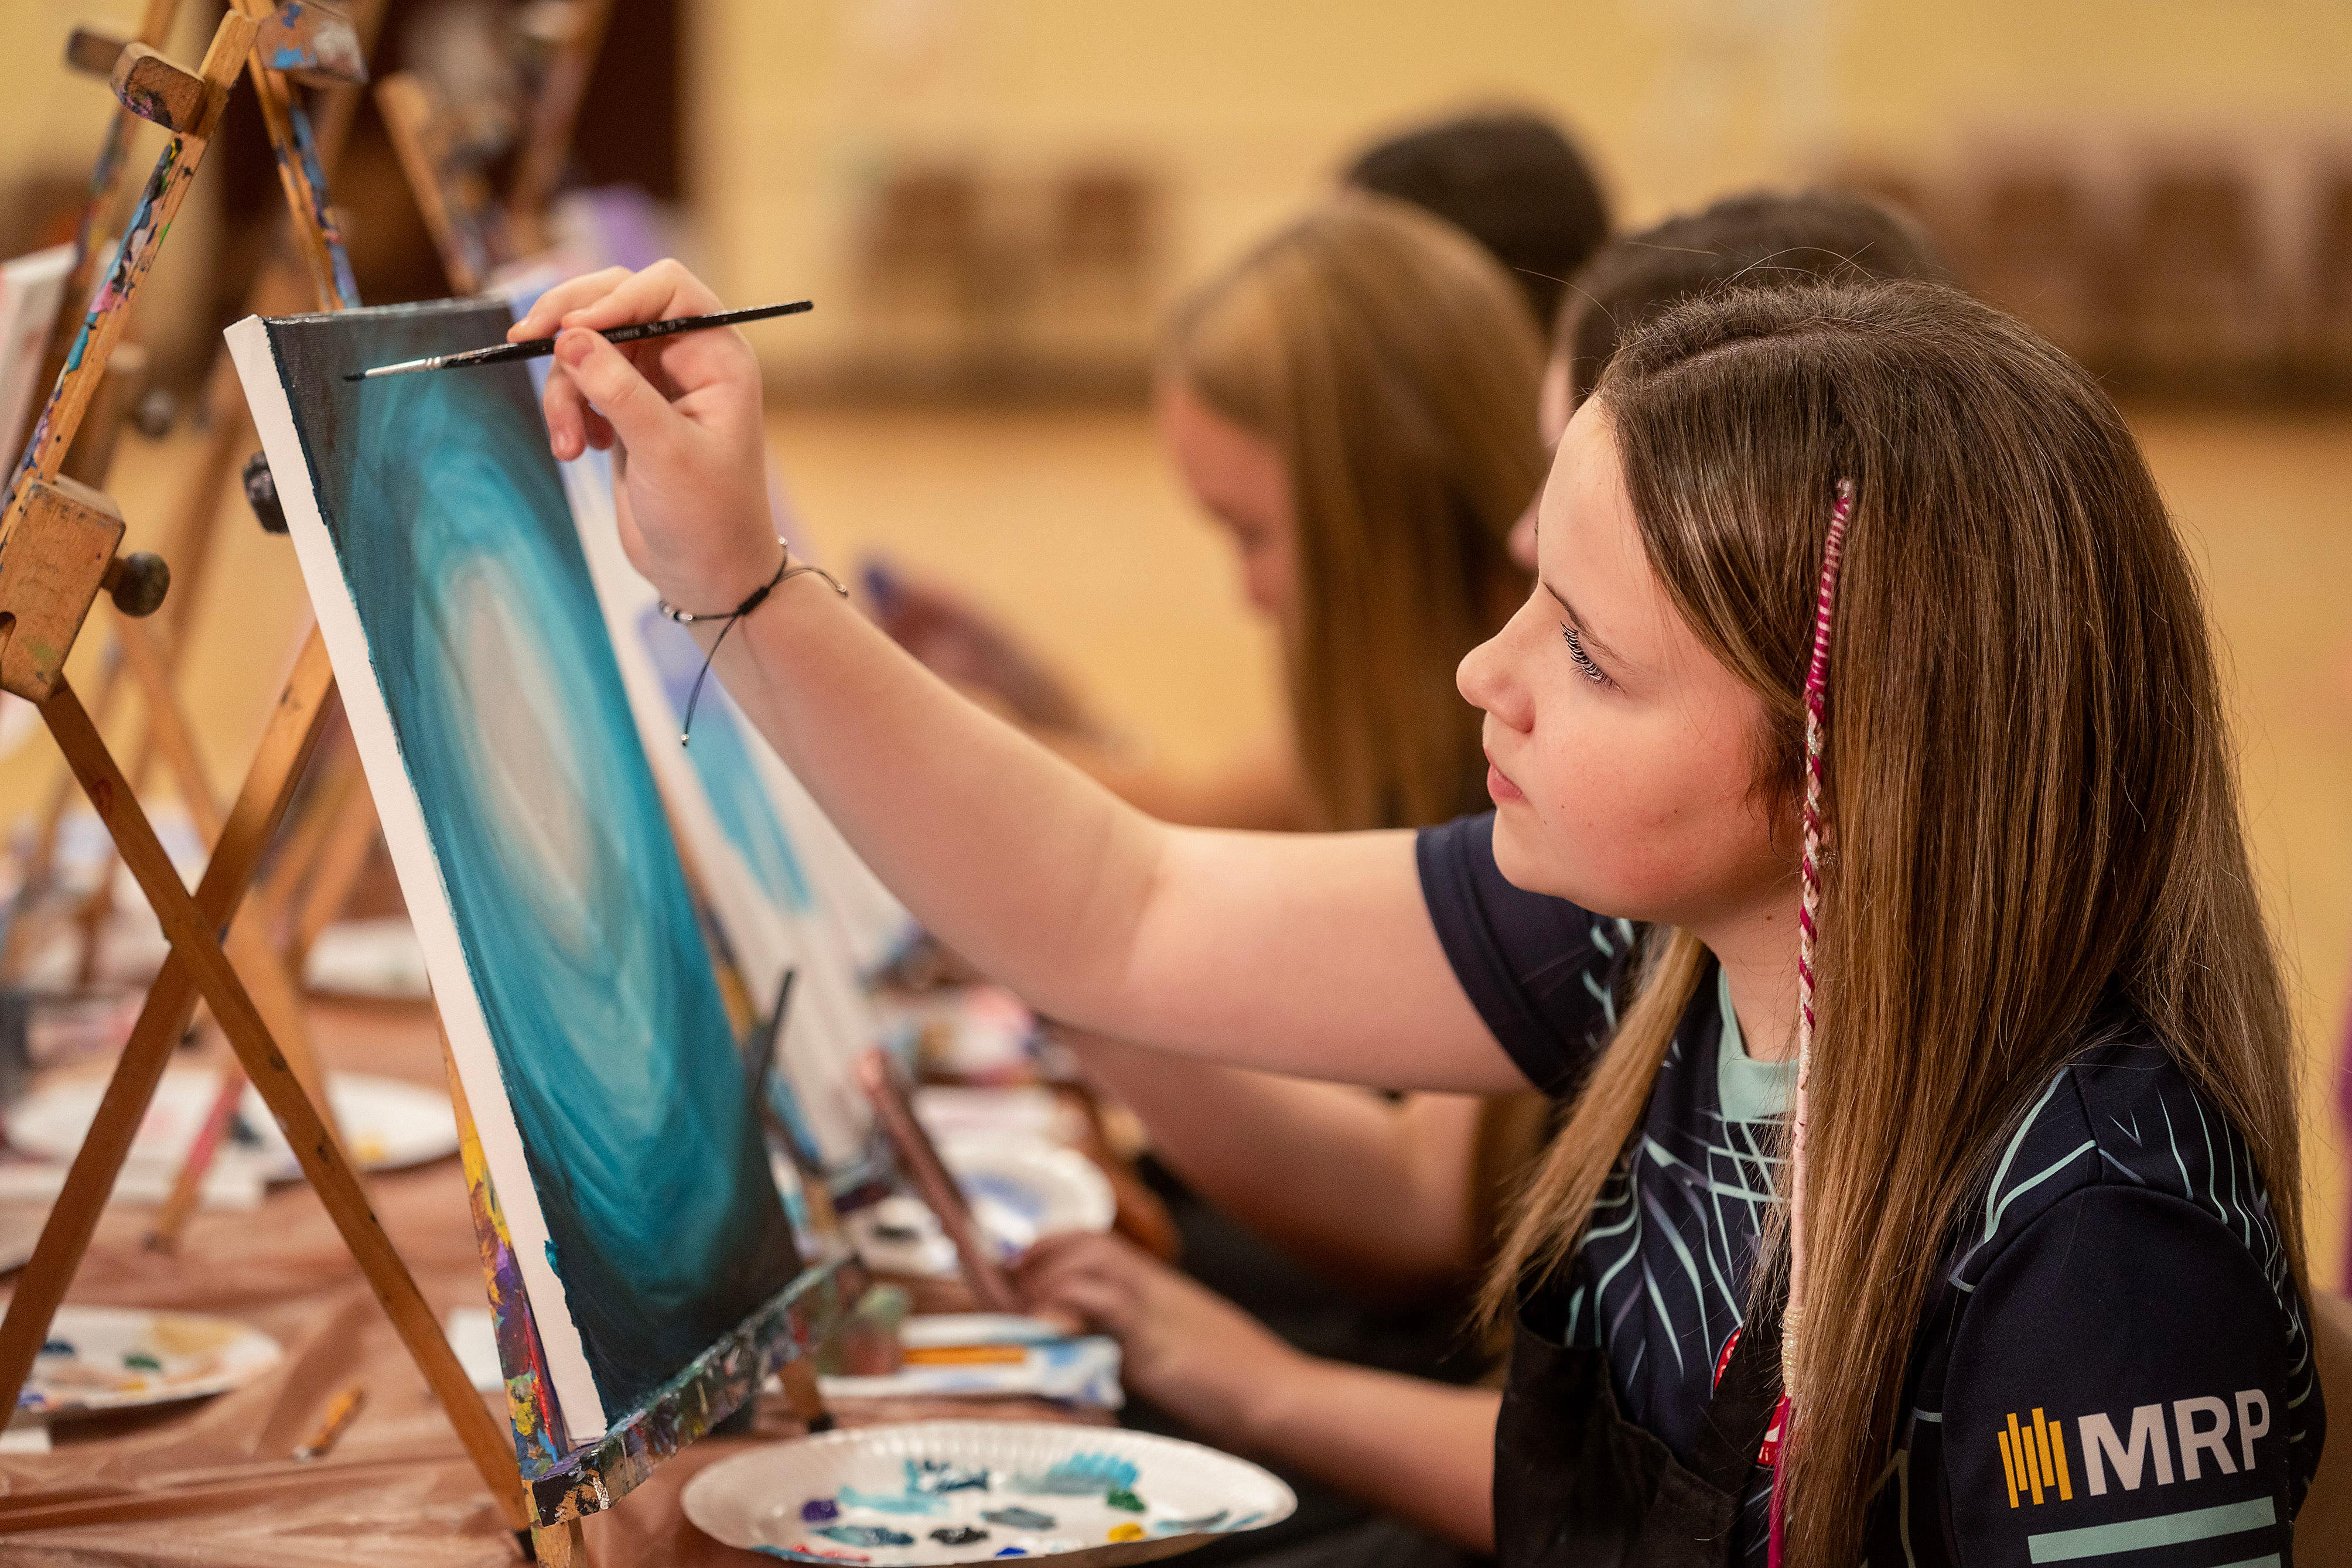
[510,262,786,619]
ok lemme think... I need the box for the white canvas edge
[224,314,613,1440]
[557,457,882,1173]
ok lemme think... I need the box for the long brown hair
[1483,279,2305,1563]
[1163,193,1545,830]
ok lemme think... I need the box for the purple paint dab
[801,1498,841,1523]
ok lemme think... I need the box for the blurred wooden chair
[1958,165,2119,370]
[1049,167,1158,290]
[1030,164,1161,391]
[852,162,995,391]
[2115,163,2281,392]
[2303,164,2352,394]
[859,163,989,312]
[2298,1292,2352,1555]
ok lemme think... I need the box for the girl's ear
[1756,753,1812,868]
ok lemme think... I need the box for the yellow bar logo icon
[1997,1408,2074,1507]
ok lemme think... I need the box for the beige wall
[691,0,2352,371]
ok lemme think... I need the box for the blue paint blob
[819,1526,913,1548]
[838,1483,942,1516]
[982,1508,1057,1531]
[1013,1453,1138,1496]
[908,1458,991,1494]
[992,1550,1027,1559]
[800,1498,840,1523]
[37,1340,73,1357]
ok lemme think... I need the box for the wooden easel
[0,7,534,1544]
[2,0,388,1249]
[4,0,389,993]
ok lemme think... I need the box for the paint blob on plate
[685,1422,1294,1567]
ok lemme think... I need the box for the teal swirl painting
[229,301,800,1437]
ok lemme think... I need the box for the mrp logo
[1997,1409,2074,1505]
[1995,1390,2271,1508]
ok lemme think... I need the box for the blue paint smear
[633,605,815,912]
[260,301,799,1415]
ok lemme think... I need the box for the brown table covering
[0,1000,1101,1567]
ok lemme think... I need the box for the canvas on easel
[545,404,896,1207]
[226,299,813,1460]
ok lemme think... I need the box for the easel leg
[528,1517,588,1567]
[33,673,531,1528]
[0,636,338,1417]
[778,1357,836,1434]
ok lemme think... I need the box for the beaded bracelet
[657,537,846,745]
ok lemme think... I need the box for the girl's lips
[1486,757,1525,805]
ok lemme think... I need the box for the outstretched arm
[1073,1033,1487,1297]
[509,262,1524,1094]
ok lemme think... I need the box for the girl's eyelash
[1561,624,1610,686]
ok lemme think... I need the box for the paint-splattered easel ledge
[527,1249,868,1525]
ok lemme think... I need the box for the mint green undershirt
[1715,965,1796,1123]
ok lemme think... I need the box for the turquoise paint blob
[818,1526,912,1548]
[837,1484,942,1516]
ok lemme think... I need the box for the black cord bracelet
[657,537,847,744]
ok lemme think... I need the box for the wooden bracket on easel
[0,8,251,702]
[253,0,369,87]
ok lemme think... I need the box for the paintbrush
[293,1382,366,1461]
[746,965,796,1096]
[341,299,814,381]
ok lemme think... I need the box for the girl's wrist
[1218,1338,1315,1451]
[655,539,791,621]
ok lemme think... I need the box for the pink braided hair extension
[1768,476,1855,1568]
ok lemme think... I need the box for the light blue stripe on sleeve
[2025,1496,2275,1562]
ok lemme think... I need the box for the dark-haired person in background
[1343,107,1612,334]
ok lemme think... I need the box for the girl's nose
[1458,618,1532,734]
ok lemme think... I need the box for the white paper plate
[6,1067,459,1183]
[0,1205,43,1275]
[945,1136,1115,1254]
[682,1420,1295,1566]
[18,1306,282,1419]
[302,917,432,1000]
[849,1139,1116,1277]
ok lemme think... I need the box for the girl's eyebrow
[1541,578,1627,667]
